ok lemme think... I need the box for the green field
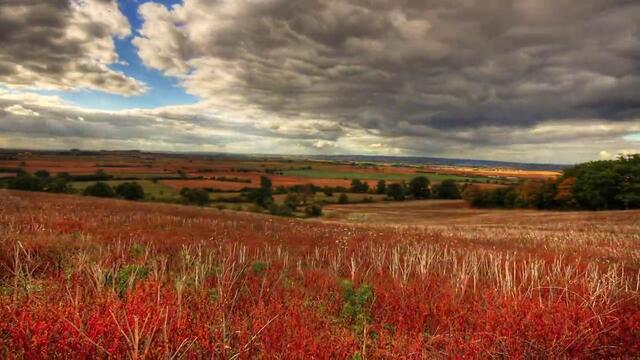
[71,180,179,200]
[282,169,482,182]
[108,172,184,179]
[273,192,386,204]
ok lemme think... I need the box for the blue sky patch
[55,0,197,111]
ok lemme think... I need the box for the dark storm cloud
[0,0,145,94]
[135,0,640,135]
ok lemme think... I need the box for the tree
[83,182,115,198]
[95,170,110,180]
[408,176,430,199]
[7,172,43,191]
[45,176,71,193]
[350,179,369,193]
[260,176,272,189]
[375,180,386,194]
[338,193,349,204]
[304,205,323,217]
[284,193,303,210]
[433,179,460,199]
[115,182,145,201]
[180,188,209,206]
[34,170,50,178]
[386,183,405,201]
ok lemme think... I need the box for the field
[0,152,543,192]
[323,200,640,226]
[281,169,480,183]
[1,190,639,358]
[71,180,179,201]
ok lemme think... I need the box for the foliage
[115,182,145,201]
[408,176,431,199]
[340,280,373,333]
[245,176,274,207]
[432,179,461,199]
[7,171,72,193]
[350,179,369,193]
[375,180,386,194]
[269,203,293,216]
[385,183,405,201]
[338,193,349,204]
[83,182,116,198]
[465,155,640,210]
[180,188,210,206]
[304,205,323,217]
[0,192,639,357]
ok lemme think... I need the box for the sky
[1,0,639,164]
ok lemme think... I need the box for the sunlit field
[1,190,639,358]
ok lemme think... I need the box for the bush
[83,182,115,198]
[115,182,145,200]
[338,193,349,204]
[433,179,461,199]
[386,183,405,201]
[7,171,71,193]
[340,280,373,333]
[8,173,44,191]
[269,203,293,216]
[350,179,369,193]
[408,176,430,199]
[34,170,50,178]
[304,205,323,217]
[180,188,210,206]
[375,180,386,194]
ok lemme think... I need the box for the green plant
[115,182,145,200]
[83,182,116,198]
[340,280,373,334]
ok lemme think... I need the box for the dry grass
[1,190,639,358]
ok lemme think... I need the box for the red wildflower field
[1,190,639,358]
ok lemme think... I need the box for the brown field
[323,199,640,227]
[0,152,557,187]
[161,175,378,191]
[1,190,639,357]
[422,165,561,179]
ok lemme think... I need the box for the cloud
[4,104,40,117]
[133,0,640,137]
[0,0,146,95]
[1,0,640,163]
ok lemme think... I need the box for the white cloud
[0,0,146,95]
[4,104,39,117]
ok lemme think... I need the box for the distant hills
[0,148,569,171]
[305,155,569,172]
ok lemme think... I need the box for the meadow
[1,190,639,358]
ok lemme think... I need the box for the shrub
[433,179,461,199]
[408,176,430,199]
[34,170,50,178]
[304,205,323,217]
[83,182,115,198]
[338,193,349,204]
[375,180,386,194]
[340,280,373,333]
[7,173,44,191]
[350,179,369,193]
[180,188,210,206]
[115,182,145,200]
[269,203,293,216]
[386,183,405,201]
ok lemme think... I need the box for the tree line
[463,154,640,210]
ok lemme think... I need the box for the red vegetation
[1,190,639,358]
